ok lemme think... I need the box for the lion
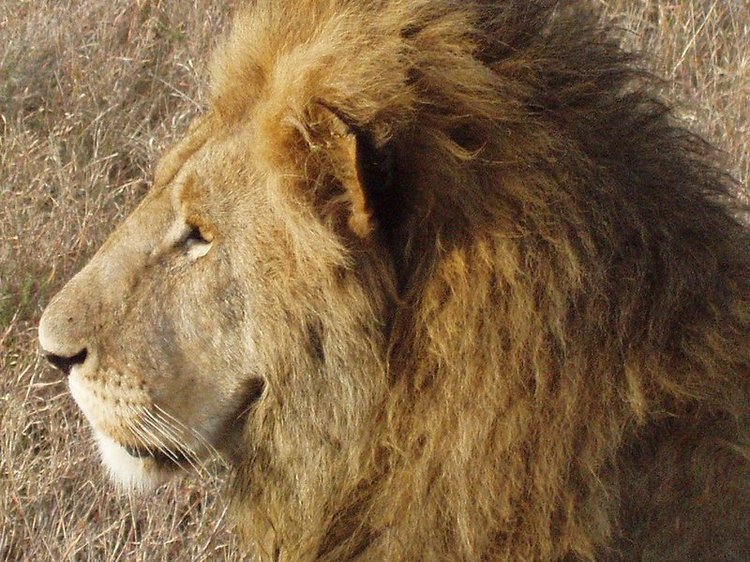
[38,0,750,560]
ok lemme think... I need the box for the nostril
[46,349,88,377]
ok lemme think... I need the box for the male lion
[39,0,750,560]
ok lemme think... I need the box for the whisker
[145,408,219,480]
[141,408,207,476]
[152,404,225,467]
[128,406,181,465]
[138,410,195,471]
[132,409,170,457]
[121,404,161,458]
[146,408,218,479]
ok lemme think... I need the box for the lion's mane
[210,1,750,559]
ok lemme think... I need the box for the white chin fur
[93,432,174,492]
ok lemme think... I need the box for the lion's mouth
[117,378,267,469]
[123,444,190,467]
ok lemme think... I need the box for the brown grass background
[0,1,748,560]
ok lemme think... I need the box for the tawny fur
[214,1,750,560]
[40,0,750,560]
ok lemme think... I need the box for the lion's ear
[316,105,395,238]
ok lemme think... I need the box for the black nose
[46,349,88,376]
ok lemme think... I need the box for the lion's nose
[45,348,88,377]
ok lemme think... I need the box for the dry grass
[0,1,747,560]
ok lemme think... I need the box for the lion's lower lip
[123,444,189,466]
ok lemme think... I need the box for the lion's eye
[183,225,209,248]
[178,223,213,258]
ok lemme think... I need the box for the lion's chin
[94,432,178,493]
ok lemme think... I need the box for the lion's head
[39,0,750,560]
[37,99,395,490]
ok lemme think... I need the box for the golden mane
[209,1,750,559]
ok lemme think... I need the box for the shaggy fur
[217,1,750,559]
[40,0,750,560]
